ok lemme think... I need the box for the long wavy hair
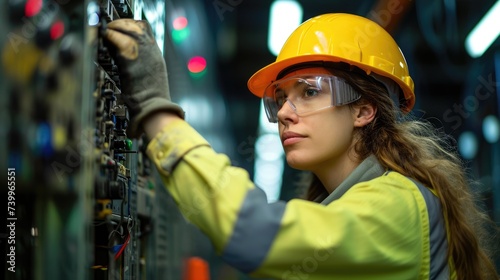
[300,64,499,280]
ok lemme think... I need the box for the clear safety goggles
[263,74,361,123]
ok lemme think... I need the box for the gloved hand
[103,19,184,138]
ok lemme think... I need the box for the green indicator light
[172,27,190,43]
[125,139,133,150]
[188,68,207,79]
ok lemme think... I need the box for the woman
[105,13,498,280]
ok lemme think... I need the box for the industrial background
[0,0,499,279]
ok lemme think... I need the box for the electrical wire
[112,214,135,261]
[108,199,126,240]
[114,233,131,260]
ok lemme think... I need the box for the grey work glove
[104,19,184,138]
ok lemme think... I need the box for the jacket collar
[319,154,386,205]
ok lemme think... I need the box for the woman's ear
[353,104,377,127]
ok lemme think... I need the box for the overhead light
[458,131,479,159]
[253,102,284,203]
[268,0,303,56]
[465,0,500,58]
[178,96,213,128]
[253,134,284,203]
[483,115,500,143]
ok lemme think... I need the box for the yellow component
[38,54,56,76]
[100,154,108,165]
[1,39,42,83]
[52,124,67,150]
[95,199,112,220]
[247,13,415,112]
[118,164,126,176]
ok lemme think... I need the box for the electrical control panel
[1,1,196,279]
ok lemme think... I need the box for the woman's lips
[281,131,306,146]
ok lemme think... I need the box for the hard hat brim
[247,54,415,113]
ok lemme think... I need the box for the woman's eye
[304,88,319,97]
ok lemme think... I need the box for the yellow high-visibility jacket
[146,119,456,280]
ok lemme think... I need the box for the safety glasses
[263,74,361,123]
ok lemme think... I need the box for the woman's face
[277,67,357,173]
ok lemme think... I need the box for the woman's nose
[277,99,298,123]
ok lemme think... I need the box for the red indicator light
[25,0,42,17]
[50,21,65,40]
[187,56,207,73]
[173,17,188,30]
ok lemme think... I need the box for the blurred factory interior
[0,0,499,279]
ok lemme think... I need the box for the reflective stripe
[221,187,286,273]
[410,179,450,280]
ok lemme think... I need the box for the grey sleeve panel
[409,178,450,280]
[221,187,287,273]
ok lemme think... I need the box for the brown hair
[301,65,499,279]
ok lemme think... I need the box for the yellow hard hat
[247,13,415,112]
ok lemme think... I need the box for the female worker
[104,13,499,279]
